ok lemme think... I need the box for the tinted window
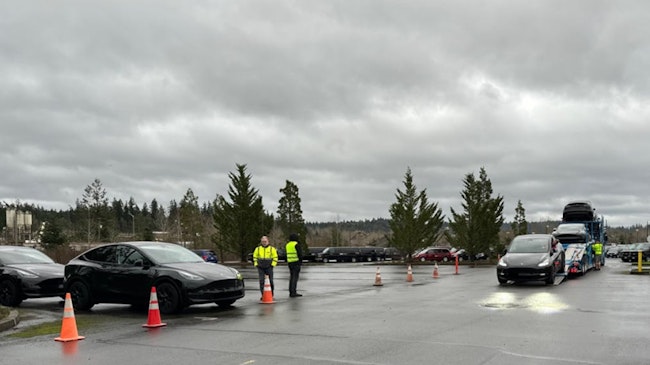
[84,245,117,263]
[116,246,146,266]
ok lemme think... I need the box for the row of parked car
[0,242,246,315]
[315,247,404,263]
[605,243,650,262]
[413,246,490,262]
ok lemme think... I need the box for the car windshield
[555,224,585,233]
[508,237,549,253]
[139,243,204,264]
[0,248,56,264]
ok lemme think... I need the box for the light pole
[128,213,135,239]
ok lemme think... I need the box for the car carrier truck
[552,201,607,276]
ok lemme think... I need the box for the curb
[0,309,20,332]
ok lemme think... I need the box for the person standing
[593,240,603,270]
[285,233,303,297]
[253,236,278,299]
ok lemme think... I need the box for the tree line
[6,163,636,262]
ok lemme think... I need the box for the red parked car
[413,247,454,262]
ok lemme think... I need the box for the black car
[380,247,404,261]
[303,247,326,262]
[562,201,594,222]
[497,234,565,285]
[0,246,65,307]
[620,243,650,263]
[317,247,361,263]
[63,241,245,314]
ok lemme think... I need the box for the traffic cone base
[143,287,167,328]
[55,293,85,342]
[406,264,414,282]
[261,275,275,304]
[373,267,383,286]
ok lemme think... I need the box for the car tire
[351,257,357,263]
[546,268,556,285]
[498,277,507,285]
[323,258,329,263]
[558,254,566,273]
[68,280,94,311]
[442,257,449,262]
[156,282,182,314]
[0,279,22,307]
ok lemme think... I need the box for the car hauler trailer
[553,201,607,277]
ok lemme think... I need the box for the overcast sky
[1,1,649,227]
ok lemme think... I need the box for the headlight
[228,267,243,280]
[498,258,507,267]
[538,257,550,267]
[15,268,38,278]
[178,270,204,280]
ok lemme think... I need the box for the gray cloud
[1,1,650,227]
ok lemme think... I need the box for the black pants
[288,262,301,295]
[257,266,274,295]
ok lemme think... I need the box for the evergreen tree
[277,180,307,245]
[180,188,204,246]
[40,221,66,248]
[447,167,504,260]
[388,167,445,261]
[81,178,109,243]
[212,164,273,261]
[511,200,528,235]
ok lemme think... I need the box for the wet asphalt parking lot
[2,258,650,365]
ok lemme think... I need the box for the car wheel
[215,299,236,307]
[546,268,556,285]
[323,258,329,263]
[351,257,357,263]
[156,282,181,314]
[68,280,94,311]
[443,257,449,262]
[498,277,507,285]
[419,257,426,262]
[0,279,22,307]
[458,256,463,262]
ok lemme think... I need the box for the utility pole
[128,212,135,239]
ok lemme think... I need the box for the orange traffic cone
[55,293,85,342]
[373,266,383,286]
[406,264,414,282]
[433,262,439,279]
[143,286,167,328]
[261,275,274,304]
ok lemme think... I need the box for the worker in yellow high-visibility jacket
[593,241,603,270]
[253,236,278,299]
